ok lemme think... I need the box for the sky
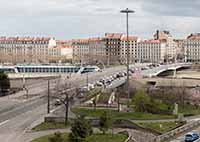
[0,0,200,40]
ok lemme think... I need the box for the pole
[65,94,69,125]
[174,54,177,78]
[86,72,89,89]
[47,79,50,114]
[126,11,130,108]
[23,60,25,89]
[120,8,134,108]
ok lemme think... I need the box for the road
[0,64,150,142]
[171,126,200,142]
[0,63,191,142]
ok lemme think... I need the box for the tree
[0,72,10,96]
[69,115,93,142]
[99,111,112,134]
[132,89,150,112]
[52,81,80,125]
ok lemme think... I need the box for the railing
[152,120,200,142]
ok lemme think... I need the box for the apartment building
[88,37,107,65]
[72,39,89,65]
[56,40,73,63]
[0,36,72,64]
[137,40,166,63]
[174,39,185,61]
[103,33,123,65]
[120,35,138,64]
[72,38,107,65]
[184,33,200,62]
[154,30,178,62]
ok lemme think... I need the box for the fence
[153,120,200,142]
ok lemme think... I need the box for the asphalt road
[0,64,143,142]
[0,63,188,142]
[171,127,200,142]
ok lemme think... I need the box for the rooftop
[187,33,200,40]
[139,39,161,44]
[104,33,123,39]
[0,36,53,42]
[121,35,138,41]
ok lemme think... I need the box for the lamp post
[120,8,134,108]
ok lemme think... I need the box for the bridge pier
[173,68,177,78]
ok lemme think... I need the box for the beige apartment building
[137,39,166,63]
[154,30,178,62]
[0,36,72,64]
[120,35,138,64]
[184,33,200,62]
[72,38,107,65]
[72,33,129,66]
[72,39,90,65]
[56,40,73,63]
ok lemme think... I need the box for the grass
[137,122,182,133]
[31,133,69,142]
[87,133,127,142]
[179,104,200,116]
[31,133,127,142]
[71,107,175,120]
[32,122,69,131]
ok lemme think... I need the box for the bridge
[140,63,192,77]
[105,63,192,90]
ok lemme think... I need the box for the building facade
[72,38,107,65]
[72,39,90,65]
[184,33,200,62]
[0,36,72,64]
[103,33,123,65]
[154,30,178,62]
[120,35,138,64]
[137,40,166,63]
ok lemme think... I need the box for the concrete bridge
[105,63,192,90]
[140,63,192,77]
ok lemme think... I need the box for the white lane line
[0,120,10,126]
[50,105,63,113]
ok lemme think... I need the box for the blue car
[185,132,199,142]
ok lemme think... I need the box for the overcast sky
[0,0,200,39]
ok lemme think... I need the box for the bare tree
[52,80,80,125]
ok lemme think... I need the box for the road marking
[0,120,10,126]
[50,105,63,113]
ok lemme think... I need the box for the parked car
[54,99,62,106]
[95,81,103,86]
[185,132,199,142]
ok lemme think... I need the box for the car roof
[186,132,197,135]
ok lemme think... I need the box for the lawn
[32,122,69,131]
[137,122,182,133]
[71,107,175,120]
[179,104,200,116]
[31,133,69,142]
[87,133,127,142]
[31,133,127,142]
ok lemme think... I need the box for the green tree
[69,115,93,142]
[49,132,63,142]
[132,89,150,112]
[0,72,10,96]
[99,111,112,134]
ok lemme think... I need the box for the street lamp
[120,8,134,108]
